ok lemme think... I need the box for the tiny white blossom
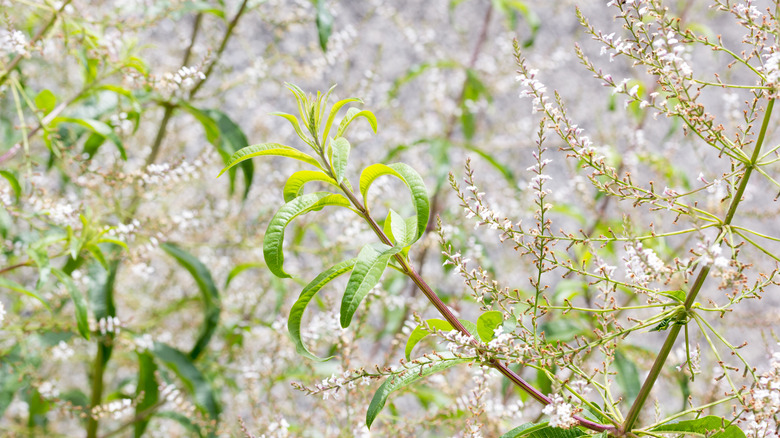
[542,394,577,429]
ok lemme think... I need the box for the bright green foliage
[476,310,504,342]
[358,163,430,241]
[404,318,479,360]
[288,258,357,361]
[339,243,401,328]
[160,242,221,360]
[651,416,746,438]
[500,422,587,438]
[366,354,471,429]
[262,192,353,278]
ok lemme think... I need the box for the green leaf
[224,262,265,289]
[34,89,57,115]
[25,245,50,289]
[366,354,470,429]
[134,351,158,438]
[218,143,323,178]
[614,350,640,404]
[271,112,317,150]
[500,422,586,438]
[387,60,459,99]
[460,69,492,140]
[86,243,108,270]
[359,163,430,242]
[264,192,352,278]
[463,143,516,188]
[151,342,220,419]
[651,416,745,438]
[181,106,254,199]
[340,243,401,328]
[288,258,356,361]
[477,310,504,342]
[53,117,127,160]
[659,289,686,303]
[384,209,417,248]
[160,242,221,361]
[330,137,350,184]
[494,0,541,47]
[335,107,378,138]
[0,171,20,203]
[313,0,333,52]
[52,268,90,340]
[404,318,478,360]
[322,97,362,142]
[0,276,51,311]
[179,0,225,18]
[88,257,118,322]
[283,170,340,202]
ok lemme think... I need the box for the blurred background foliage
[0,0,778,436]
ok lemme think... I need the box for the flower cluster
[97,316,121,335]
[91,398,133,420]
[140,159,204,186]
[542,394,578,429]
[623,242,666,286]
[155,65,206,93]
[51,341,75,361]
[0,28,27,56]
[739,347,780,438]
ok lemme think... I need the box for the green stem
[621,98,775,434]
[87,342,108,438]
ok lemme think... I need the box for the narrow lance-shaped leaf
[134,351,158,438]
[271,112,318,150]
[340,243,401,328]
[288,258,356,361]
[330,137,350,184]
[500,422,587,438]
[0,277,51,311]
[181,106,255,199]
[52,268,90,340]
[404,318,479,361]
[225,262,265,289]
[366,354,470,429]
[314,0,333,52]
[335,107,378,139]
[151,342,220,419]
[651,416,745,438]
[0,171,20,202]
[53,117,127,160]
[283,170,340,202]
[160,242,221,361]
[218,143,324,178]
[264,192,352,278]
[384,209,417,249]
[25,246,50,289]
[359,162,430,241]
[321,97,362,142]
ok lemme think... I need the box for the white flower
[0,29,28,56]
[0,301,5,325]
[134,334,155,352]
[542,394,578,429]
[38,380,59,399]
[51,341,75,361]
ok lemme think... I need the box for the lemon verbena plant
[220,1,780,436]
